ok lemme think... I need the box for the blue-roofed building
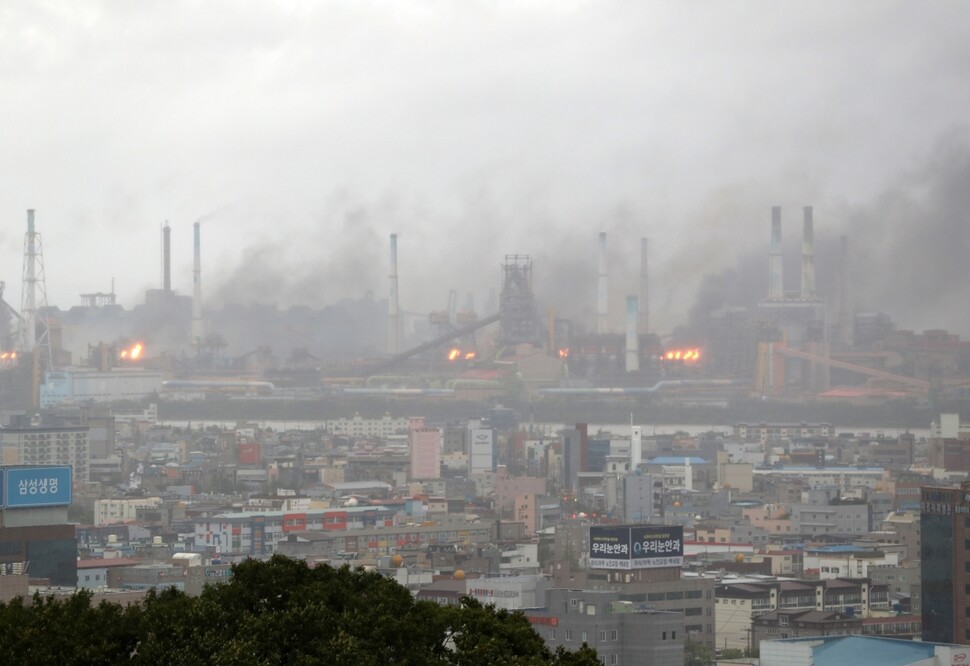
[647,456,709,465]
[760,635,969,666]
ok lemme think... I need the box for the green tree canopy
[0,555,599,666]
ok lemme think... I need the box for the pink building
[410,426,441,480]
[743,504,794,535]
[514,493,538,533]
[496,476,546,515]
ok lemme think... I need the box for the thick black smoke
[685,132,970,337]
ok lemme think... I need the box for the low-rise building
[716,577,889,651]
[791,501,871,536]
[804,545,901,579]
[524,589,684,666]
[760,635,968,666]
[752,609,861,649]
[94,497,164,526]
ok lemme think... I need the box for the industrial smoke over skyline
[1,2,969,340]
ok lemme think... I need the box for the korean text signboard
[630,525,684,569]
[589,524,683,570]
[3,466,72,508]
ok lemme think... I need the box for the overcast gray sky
[1,1,968,334]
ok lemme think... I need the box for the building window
[611,629,618,641]
[609,655,618,665]
[672,631,676,640]
[662,632,667,640]
[565,630,572,641]
[581,632,587,643]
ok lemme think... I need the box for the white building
[328,414,408,438]
[499,543,540,575]
[40,368,163,407]
[468,424,496,475]
[803,547,900,580]
[94,497,164,526]
[466,574,549,610]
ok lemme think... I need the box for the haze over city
[8,5,970,665]
[2,1,969,335]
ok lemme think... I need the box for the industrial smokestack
[839,234,851,346]
[163,222,172,293]
[597,232,608,334]
[192,221,203,342]
[631,425,642,469]
[801,206,815,300]
[769,206,783,300]
[639,237,649,334]
[388,233,400,354]
[625,295,639,372]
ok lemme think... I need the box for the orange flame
[119,342,145,361]
[662,348,702,362]
[464,351,476,360]
[447,348,460,361]
[558,348,570,359]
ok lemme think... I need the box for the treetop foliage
[0,555,599,666]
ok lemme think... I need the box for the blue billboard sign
[4,466,72,508]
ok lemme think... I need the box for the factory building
[39,368,162,407]
[755,206,830,396]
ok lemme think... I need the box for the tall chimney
[597,232,608,334]
[625,295,639,372]
[801,206,815,299]
[163,222,172,293]
[631,424,642,469]
[192,221,203,342]
[839,234,851,346]
[388,233,400,354]
[769,206,783,300]
[639,237,649,334]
